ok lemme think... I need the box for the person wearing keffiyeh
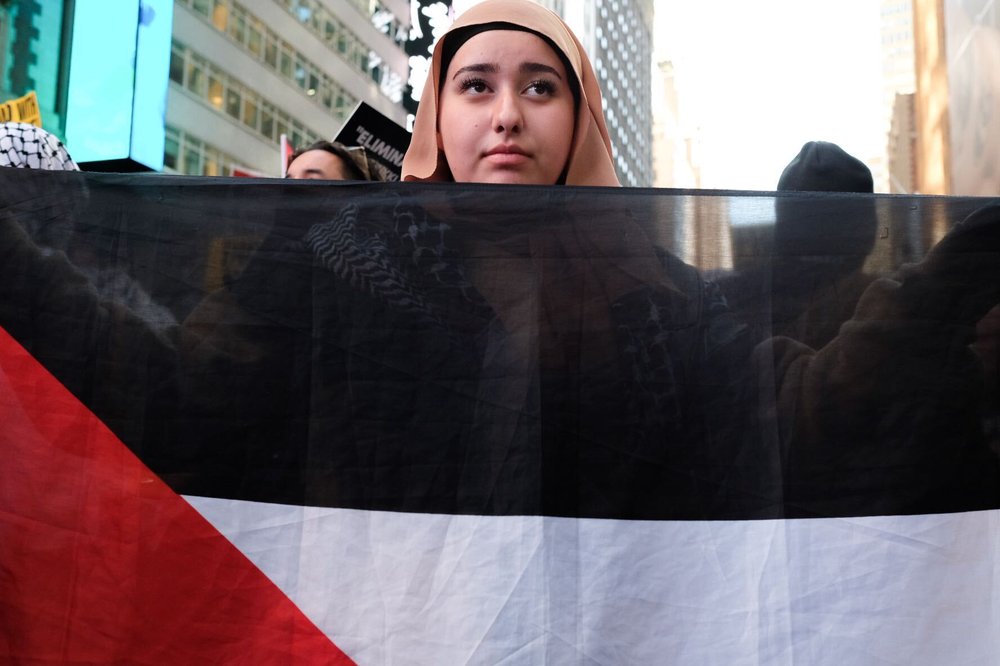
[0,122,79,171]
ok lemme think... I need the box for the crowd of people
[1,0,1000,517]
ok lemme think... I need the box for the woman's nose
[492,89,523,134]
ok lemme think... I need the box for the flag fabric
[2,168,1000,663]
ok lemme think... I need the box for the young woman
[403,1,768,518]
[394,1,1000,520]
[402,0,620,187]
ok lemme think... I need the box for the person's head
[0,121,79,171]
[402,0,619,187]
[774,141,877,265]
[777,141,874,194]
[0,122,84,252]
[286,140,369,180]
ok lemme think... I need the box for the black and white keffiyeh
[0,122,79,171]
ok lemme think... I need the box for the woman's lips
[484,146,530,167]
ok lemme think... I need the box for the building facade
[879,0,916,192]
[166,0,410,176]
[887,91,916,193]
[556,0,653,187]
[651,59,697,189]
[910,0,1000,195]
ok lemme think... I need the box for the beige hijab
[401,0,620,187]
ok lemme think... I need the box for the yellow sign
[0,91,41,126]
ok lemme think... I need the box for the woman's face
[438,30,576,185]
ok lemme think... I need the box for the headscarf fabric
[402,0,620,187]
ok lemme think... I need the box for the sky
[653,0,886,191]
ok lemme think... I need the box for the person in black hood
[776,140,873,193]
[720,141,878,350]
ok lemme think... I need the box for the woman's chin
[473,169,546,186]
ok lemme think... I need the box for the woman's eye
[525,80,556,96]
[459,78,490,94]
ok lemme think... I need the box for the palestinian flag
[2,169,1000,663]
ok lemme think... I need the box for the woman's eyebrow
[520,62,562,79]
[452,63,499,79]
[451,62,562,80]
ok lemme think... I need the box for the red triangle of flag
[0,326,354,664]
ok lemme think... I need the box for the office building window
[208,74,224,109]
[260,105,274,140]
[177,0,402,103]
[169,45,184,85]
[164,128,180,170]
[191,0,211,19]
[227,10,245,42]
[170,40,324,149]
[165,125,244,176]
[264,37,278,68]
[186,55,206,97]
[183,136,202,174]
[247,22,263,58]
[242,98,258,128]
[211,0,228,30]
[225,89,241,119]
